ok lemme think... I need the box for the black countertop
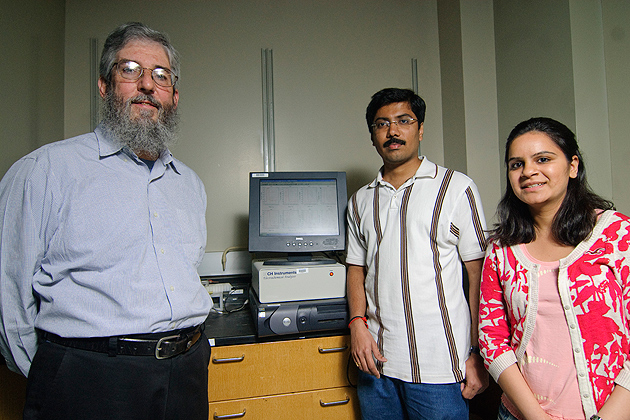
[201,276,348,347]
[204,302,349,347]
[204,304,258,346]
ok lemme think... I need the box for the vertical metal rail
[411,58,420,155]
[261,49,276,172]
[411,58,419,94]
[89,38,100,131]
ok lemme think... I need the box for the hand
[460,353,489,399]
[350,321,387,378]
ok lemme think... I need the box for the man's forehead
[117,40,170,66]
[374,102,416,119]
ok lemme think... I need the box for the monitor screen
[248,171,347,256]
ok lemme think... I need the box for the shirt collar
[95,124,123,158]
[369,156,437,188]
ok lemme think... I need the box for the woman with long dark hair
[479,117,630,420]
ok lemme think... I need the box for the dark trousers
[23,331,211,420]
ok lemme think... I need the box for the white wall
[460,1,501,224]
[4,0,628,254]
[63,0,443,252]
[570,1,612,200]
[494,0,577,144]
[602,1,630,213]
[0,0,65,177]
[492,0,629,215]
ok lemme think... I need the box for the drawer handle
[212,355,245,364]
[213,409,246,419]
[319,396,350,407]
[318,345,348,354]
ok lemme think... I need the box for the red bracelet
[348,315,368,329]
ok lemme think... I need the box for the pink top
[503,245,584,420]
[480,211,630,418]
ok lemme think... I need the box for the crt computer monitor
[248,171,347,262]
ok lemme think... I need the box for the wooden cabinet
[208,334,359,419]
[0,335,361,420]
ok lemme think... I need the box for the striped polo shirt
[346,157,487,383]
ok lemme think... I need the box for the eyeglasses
[113,60,178,87]
[371,117,419,132]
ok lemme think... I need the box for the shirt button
[170,286,175,291]
[574,348,581,353]
[570,324,576,329]
[153,212,159,217]
[161,249,165,254]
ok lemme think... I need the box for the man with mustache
[0,23,212,420]
[346,88,489,419]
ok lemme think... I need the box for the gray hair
[99,22,180,88]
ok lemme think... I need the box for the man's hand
[460,353,489,399]
[350,321,387,378]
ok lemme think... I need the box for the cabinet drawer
[208,335,352,401]
[209,386,359,420]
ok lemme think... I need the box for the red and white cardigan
[479,210,630,418]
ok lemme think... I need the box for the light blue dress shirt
[0,125,212,376]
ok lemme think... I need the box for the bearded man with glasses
[0,22,212,420]
[346,88,489,419]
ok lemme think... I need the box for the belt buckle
[155,334,180,360]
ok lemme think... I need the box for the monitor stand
[262,253,336,266]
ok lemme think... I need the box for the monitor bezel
[248,171,347,255]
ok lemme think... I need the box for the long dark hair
[490,117,614,246]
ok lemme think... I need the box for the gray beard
[101,90,179,159]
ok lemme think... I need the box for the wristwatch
[590,415,603,420]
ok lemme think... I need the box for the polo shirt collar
[413,156,438,179]
[370,156,437,189]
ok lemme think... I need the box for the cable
[209,288,249,315]
[221,246,247,271]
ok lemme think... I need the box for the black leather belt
[38,325,203,359]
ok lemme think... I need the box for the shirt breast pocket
[175,208,205,266]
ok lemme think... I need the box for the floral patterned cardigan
[478,210,630,418]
